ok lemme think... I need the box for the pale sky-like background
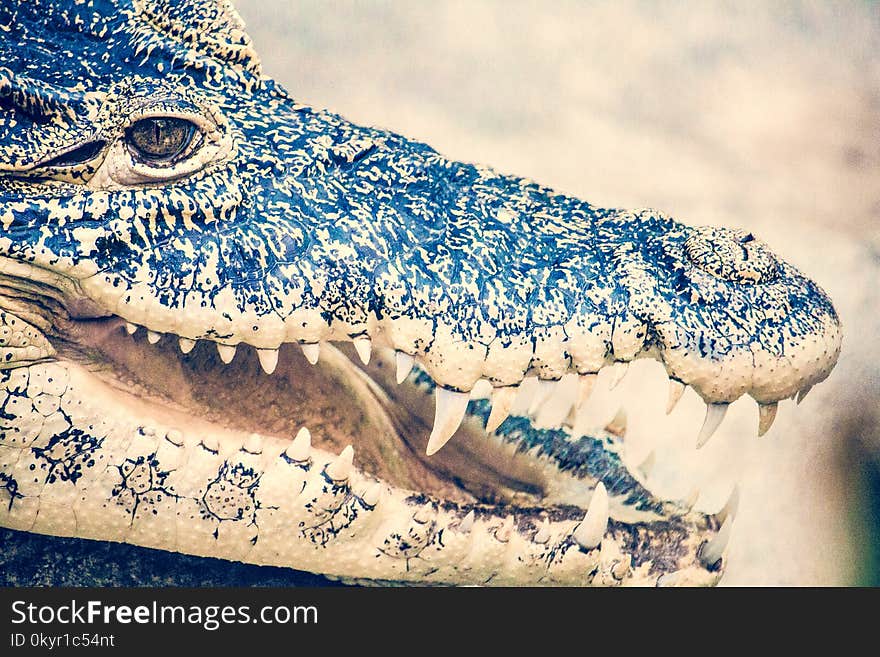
[236,0,880,584]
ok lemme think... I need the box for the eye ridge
[125,117,199,163]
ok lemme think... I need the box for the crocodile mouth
[60,316,543,506]
[42,310,731,585]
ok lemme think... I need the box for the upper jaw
[67,217,840,425]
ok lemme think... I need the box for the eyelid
[126,100,219,134]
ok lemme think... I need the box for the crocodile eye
[125,117,198,163]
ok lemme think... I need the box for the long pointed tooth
[666,380,686,414]
[715,484,740,524]
[572,482,609,550]
[285,427,311,462]
[125,322,138,335]
[301,342,320,365]
[699,516,733,567]
[326,444,354,481]
[528,378,557,416]
[533,518,551,544]
[757,402,778,437]
[361,483,382,507]
[577,373,597,408]
[696,402,729,449]
[217,343,237,364]
[353,336,372,365]
[486,386,517,433]
[257,348,279,374]
[608,362,629,389]
[178,337,196,354]
[604,407,627,437]
[796,385,813,405]
[637,450,656,479]
[395,351,414,384]
[458,510,475,533]
[426,387,470,456]
[496,515,514,542]
[147,330,161,345]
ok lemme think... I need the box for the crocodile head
[0,0,841,585]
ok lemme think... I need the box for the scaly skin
[0,0,840,585]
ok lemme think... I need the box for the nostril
[684,226,779,285]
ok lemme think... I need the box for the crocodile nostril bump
[685,226,780,284]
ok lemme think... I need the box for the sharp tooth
[715,484,740,524]
[608,362,629,389]
[511,377,538,415]
[496,515,515,542]
[353,336,372,365]
[699,516,733,567]
[528,378,557,416]
[486,386,517,433]
[147,330,161,345]
[178,337,196,354]
[577,373,597,408]
[326,444,354,481]
[533,518,551,544]
[666,380,686,414]
[796,385,813,405]
[757,402,778,437]
[361,482,382,507]
[696,402,729,449]
[426,387,470,456]
[395,351,414,383]
[257,348,279,374]
[301,342,320,365]
[216,343,237,364]
[604,407,627,437]
[125,322,138,335]
[637,450,656,479]
[458,509,475,533]
[682,487,700,511]
[285,427,311,462]
[572,482,609,550]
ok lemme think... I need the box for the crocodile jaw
[0,310,724,586]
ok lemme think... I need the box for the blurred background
[234,0,880,585]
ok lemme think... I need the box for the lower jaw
[0,319,728,585]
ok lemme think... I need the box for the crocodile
[0,0,842,586]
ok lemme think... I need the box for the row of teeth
[126,321,737,565]
[123,321,801,457]
[203,424,735,566]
